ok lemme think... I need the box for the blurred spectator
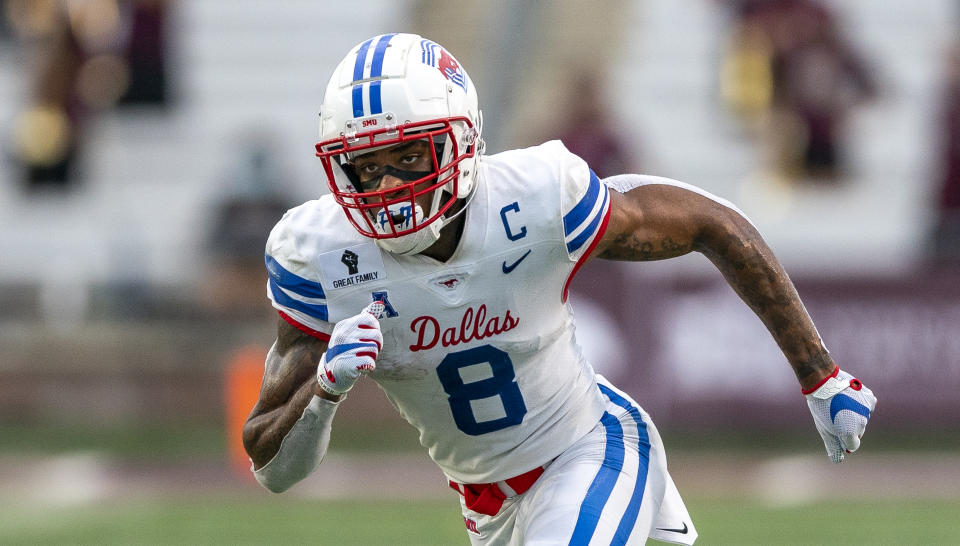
[930,43,960,265]
[6,0,170,191]
[8,2,83,189]
[540,72,639,178]
[0,1,15,39]
[116,0,170,107]
[202,134,296,318]
[721,0,876,184]
[719,5,775,131]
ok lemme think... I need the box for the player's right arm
[242,317,337,472]
[242,302,383,492]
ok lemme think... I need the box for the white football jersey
[265,140,611,483]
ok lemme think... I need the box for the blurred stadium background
[1,0,959,544]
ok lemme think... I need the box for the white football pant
[457,376,697,545]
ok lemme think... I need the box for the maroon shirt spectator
[931,45,960,263]
[552,74,638,178]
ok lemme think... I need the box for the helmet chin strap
[374,183,478,256]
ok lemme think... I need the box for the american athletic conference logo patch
[420,39,467,91]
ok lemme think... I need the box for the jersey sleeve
[554,141,611,263]
[603,173,757,229]
[264,210,334,340]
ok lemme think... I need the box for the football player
[242,33,876,545]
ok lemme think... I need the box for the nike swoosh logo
[501,250,532,274]
[656,523,688,534]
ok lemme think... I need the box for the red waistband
[448,465,547,517]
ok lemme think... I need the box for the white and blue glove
[316,301,385,396]
[804,368,877,463]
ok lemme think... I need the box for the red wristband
[800,366,839,395]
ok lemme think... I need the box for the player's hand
[316,301,385,396]
[803,368,877,463]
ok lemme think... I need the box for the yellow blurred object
[721,49,774,117]
[13,106,72,167]
[720,24,774,122]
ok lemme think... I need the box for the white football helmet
[315,33,484,255]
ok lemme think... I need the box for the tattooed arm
[242,317,340,470]
[593,183,836,390]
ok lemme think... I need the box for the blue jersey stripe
[830,393,872,421]
[368,33,395,115]
[569,411,625,545]
[599,384,652,545]
[563,169,602,237]
[265,254,326,299]
[351,38,374,117]
[268,278,328,322]
[566,185,608,254]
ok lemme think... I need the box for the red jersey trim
[278,310,331,342]
[562,205,612,303]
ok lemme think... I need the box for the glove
[316,301,385,396]
[804,367,877,463]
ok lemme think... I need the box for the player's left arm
[595,184,832,386]
[593,181,876,461]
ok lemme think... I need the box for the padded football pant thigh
[455,378,693,545]
[515,382,669,545]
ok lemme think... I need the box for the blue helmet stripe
[368,34,396,115]
[420,39,433,65]
[368,81,383,115]
[369,34,395,78]
[352,85,364,117]
[353,38,373,80]
[351,38,374,117]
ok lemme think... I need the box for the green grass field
[2,497,958,545]
[4,424,959,544]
